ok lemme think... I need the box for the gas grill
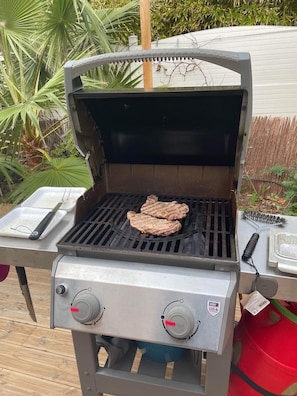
[51,49,252,396]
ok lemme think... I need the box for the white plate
[0,207,67,239]
[21,187,86,212]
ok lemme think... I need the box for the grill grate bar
[59,193,236,262]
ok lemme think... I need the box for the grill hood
[65,49,252,198]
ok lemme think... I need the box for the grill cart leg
[204,334,233,395]
[72,331,103,396]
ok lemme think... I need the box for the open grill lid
[65,49,252,191]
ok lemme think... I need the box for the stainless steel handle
[64,48,252,97]
[28,210,58,240]
[28,202,62,240]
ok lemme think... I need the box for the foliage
[0,0,140,202]
[0,0,139,158]
[93,0,139,44]
[91,0,297,42]
[267,164,288,178]
[240,164,297,215]
[8,157,92,205]
[150,0,297,39]
[50,129,81,158]
[0,155,25,198]
[269,164,297,215]
[91,0,130,6]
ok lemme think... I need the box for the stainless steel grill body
[50,48,252,396]
[52,256,237,353]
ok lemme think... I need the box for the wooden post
[140,0,153,90]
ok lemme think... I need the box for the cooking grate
[58,193,236,268]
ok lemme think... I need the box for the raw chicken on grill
[140,195,189,221]
[127,211,182,236]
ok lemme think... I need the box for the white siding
[130,26,297,117]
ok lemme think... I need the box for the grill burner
[58,193,236,269]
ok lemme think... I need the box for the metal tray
[21,187,86,212]
[0,207,66,239]
[274,232,297,260]
[269,229,297,274]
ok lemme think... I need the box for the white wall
[129,26,297,117]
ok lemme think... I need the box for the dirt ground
[0,204,12,217]
[238,192,286,214]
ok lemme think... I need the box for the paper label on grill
[207,301,221,316]
[240,290,270,316]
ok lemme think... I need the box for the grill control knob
[163,305,195,339]
[71,292,101,324]
[56,284,67,295]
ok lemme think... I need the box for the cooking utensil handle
[242,233,260,262]
[15,266,37,322]
[29,211,57,240]
[64,48,252,95]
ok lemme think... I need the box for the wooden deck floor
[0,265,242,396]
[0,266,84,395]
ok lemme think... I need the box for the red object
[165,320,176,326]
[0,265,10,282]
[229,300,297,395]
[70,307,80,312]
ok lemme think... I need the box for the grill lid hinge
[84,150,104,182]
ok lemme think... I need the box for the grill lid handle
[64,48,252,105]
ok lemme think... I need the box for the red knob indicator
[165,320,176,327]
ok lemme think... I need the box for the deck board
[0,262,242,396]
[0,369,81,395]
[0,267,84,395]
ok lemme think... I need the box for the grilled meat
[140,195,189,221]
[127,211,182,236]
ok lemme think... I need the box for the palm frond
[96,1,139,43]
[0,0,44,57]
[39,0,81,71]
[0,0,142,175]
[8,156,92,204]
[0,154,25,197]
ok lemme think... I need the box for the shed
[129,26,297,117]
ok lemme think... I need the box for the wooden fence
[242,116,297,195]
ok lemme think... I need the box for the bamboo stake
[140,0,152,90]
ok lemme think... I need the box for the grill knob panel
[71,292,101,324]
[163,305,195,339]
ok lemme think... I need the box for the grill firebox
[58,193,236,270]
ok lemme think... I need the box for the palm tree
[0,0,139,200]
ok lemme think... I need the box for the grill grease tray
[58,193,237,270]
